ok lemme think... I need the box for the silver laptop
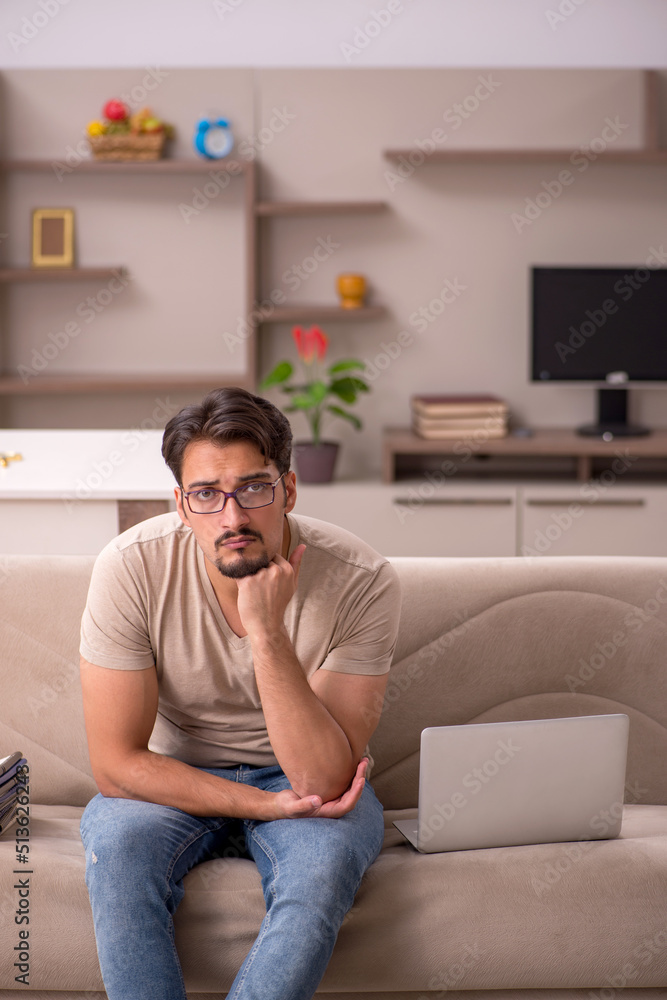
[393,714,629,853]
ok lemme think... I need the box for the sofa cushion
[370,557,667,811]
[0,555,98,807]
[2,803,666,994]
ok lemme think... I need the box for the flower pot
[293,441,339,483]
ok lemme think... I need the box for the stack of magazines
[0,751,27,835]
[411,394,509,439]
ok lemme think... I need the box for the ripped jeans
[80,764,384,1000]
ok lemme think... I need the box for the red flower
[292,326,305,356]
[292,325,328,363]
[311,326,329,361]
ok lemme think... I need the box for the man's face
[175,439,296,580]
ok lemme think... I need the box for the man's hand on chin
[271,759,368,821]
[235,544,306,636]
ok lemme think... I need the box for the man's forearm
[95,748,279,820]
[250,627,356,801]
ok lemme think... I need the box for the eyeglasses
[182,474,285,515]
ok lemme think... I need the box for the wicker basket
[88,132,166,161]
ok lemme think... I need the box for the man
[79,386,401,1000]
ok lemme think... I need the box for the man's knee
[81,794,171,877]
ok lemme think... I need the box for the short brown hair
[162,387,292,486]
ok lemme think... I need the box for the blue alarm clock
[194,117,234,159]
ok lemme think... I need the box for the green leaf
[347,376,370,392]
[329,376,369,403]
[290,380,328,410]
[327,405,362,430]
[327,359,366,375]
[259,361,293,389]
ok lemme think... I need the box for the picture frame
[31,208,74,267]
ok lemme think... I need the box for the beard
[214,528,270,579]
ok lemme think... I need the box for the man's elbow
[90,754,143,800]
[295,763,357,804]
[93,770,129,799]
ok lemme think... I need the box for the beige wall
[1,68,666,478]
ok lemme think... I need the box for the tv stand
[577,387,651,439]
[382,426,667,482]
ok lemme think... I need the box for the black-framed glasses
[182,474,285,515]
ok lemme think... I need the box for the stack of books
[411,394,509,440]
[0,751,27,836]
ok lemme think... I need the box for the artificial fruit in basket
[86,100,174,138]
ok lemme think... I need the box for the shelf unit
[381,69,667,481]
[382,427,667,483]
[383,149,667,165]
[384,71,665,166]
[251,198,389,335]
[0,156,256,402]
[255,200,386,217]
[0,156,389,404]
[0,267,126,283]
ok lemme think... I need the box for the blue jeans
[80,764,385,1000]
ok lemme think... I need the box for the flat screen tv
[531,266,667,437]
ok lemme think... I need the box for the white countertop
[0,430,176,500]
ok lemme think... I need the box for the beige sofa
[1,552,667,999]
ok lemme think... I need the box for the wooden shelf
[384,73,667,167]
[261,305,387,324]
[382,427,667,483]
[384,148,667,165]
[0,153,255,406]
[255,200,387,216]
[0,267,126,282]
[0,158,250,175]
[0,373,251,396]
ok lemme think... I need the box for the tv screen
[531,267,667,383]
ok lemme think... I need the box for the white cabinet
[297,480,667,558]
[0,430,174,555]
[0,499,119,555]
[519,484,667,557]
[295,482,517,557]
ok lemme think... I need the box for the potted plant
[260,325,370,483]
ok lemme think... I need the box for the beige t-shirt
[80,511,400,768]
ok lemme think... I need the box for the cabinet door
[520,485,667,557]
[0,500,119,555]
[295,483,516,557]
